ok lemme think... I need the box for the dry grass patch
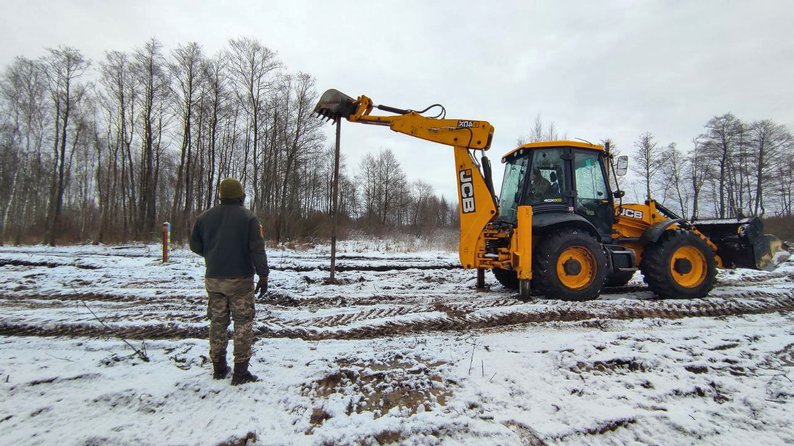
[302,352,453,428]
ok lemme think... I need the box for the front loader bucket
[693,217,790,270]
[314,89,358,121]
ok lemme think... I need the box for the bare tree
[98,50,139,240]
[272,72,324,242]
[687,137,711,220]
[517,113,560,145]
[226,37,281,211]
[357,152,379,226]
[0,57,47,244]
[699,114,743,218]
[748,120,792,216]
[169,41,203,240]
[42,46,89,246]
[775,157,794,216]
[374,149,409,227]
[631,131,663,202]
[660,143,690,218]
[202,52,228,209]
[133,39,170,239]
[409,179,434,233]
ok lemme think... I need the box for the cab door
[572,150,613,239]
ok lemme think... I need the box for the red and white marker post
[162,222,171,263]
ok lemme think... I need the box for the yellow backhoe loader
[315,89,787,300]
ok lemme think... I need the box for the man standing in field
[189,178,269,385]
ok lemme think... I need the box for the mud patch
[666,381,731,404]
[302,353,452,427]
[0,259,99,269]
[274,263,461,273]
[372,429,405,444]
[772,343,794,367]
[710,342,740,351]
[432,302,467,319]
[549,417,637,442]
[685,365,709,374]
[571,358,650,375]
[502,421,546,445]
[216,431,257,446]
[568,417,636,438]
[25,373,101,387]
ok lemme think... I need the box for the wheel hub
[669,245,707,289]
[556,246,596,291]
[563,259,582,275]
[673,258,693,275]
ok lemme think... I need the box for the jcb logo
[457,120,475,128]
[460,169,476,214]
[620,208,644,220]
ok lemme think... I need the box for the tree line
[0,38,456,246]
[3,38,790,247]
[630,114,793,219]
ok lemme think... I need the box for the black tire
[532,228,608,301]
[492,267,519,290]
[640,230,717,299]
[605,269,635,287]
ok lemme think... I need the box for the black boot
[231,360,259,385]
[212,358,230,380]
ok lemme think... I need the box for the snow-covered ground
[0,242,793,445]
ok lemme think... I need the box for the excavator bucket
[693,217,790,271]
[314,89,358,121]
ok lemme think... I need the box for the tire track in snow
[1,290,792,341]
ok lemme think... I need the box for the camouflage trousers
[205,277,255,363]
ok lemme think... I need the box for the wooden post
[162,222,170,263]
[329,117,342,282]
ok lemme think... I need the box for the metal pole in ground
[329,117,342,283]
[477,268,485,289]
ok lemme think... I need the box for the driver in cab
[529,168,558,203]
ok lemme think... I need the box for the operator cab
[497,141,614,240]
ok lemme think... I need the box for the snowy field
[0,242,793,445]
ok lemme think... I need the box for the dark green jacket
[189,199,269,278]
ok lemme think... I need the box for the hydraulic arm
[315,89,499,269]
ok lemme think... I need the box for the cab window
[526,148,566,205]
[497,155,529,223]
[574,151,608,204]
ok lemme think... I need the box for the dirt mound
[302,353,451,432]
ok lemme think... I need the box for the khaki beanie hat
[219,178,244,200]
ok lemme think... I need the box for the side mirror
[616,155,628,177]
[613,190,625,199]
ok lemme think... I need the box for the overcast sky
[2,0,793,201]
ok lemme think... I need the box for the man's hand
[255,276,269,300]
